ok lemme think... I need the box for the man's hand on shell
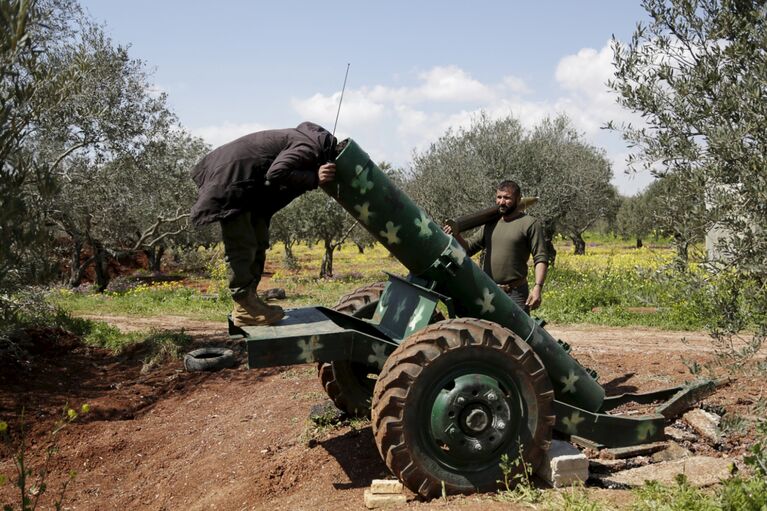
[318,163,336,184]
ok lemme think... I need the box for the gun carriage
[230,139,712,498]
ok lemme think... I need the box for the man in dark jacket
[191,121,337,326]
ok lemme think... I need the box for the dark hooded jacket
[190,121,336,226]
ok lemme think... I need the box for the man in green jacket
[190,122,337,326]
[446,180,548,314]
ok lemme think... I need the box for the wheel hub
[462,406,490,433]
[430,374,517,460]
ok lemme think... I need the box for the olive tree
[610,0,766,352]
[102,129,209,272]
[270,197,305,270]
[520,118,619,256]
[409,113,617,259]
[408,113,524,223]
[616,194,653,248]
[39,21,194,289]
[556,144,619,255]
[0,0,80,293]
[610,0,766,276]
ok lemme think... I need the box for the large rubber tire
[318,282,387,417]
[372,318,555,498]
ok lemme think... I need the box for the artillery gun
[231,139,712,498]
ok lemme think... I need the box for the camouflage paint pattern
[329,139,605,412]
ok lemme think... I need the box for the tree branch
[129,212,190,251]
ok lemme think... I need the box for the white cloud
[417,66,491,102]
[291,90,386,129]
[555,44,614,94]
[500,75,532,95]
[279,48,653,195]
[191,122,268,149]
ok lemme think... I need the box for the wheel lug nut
[456,396,466,405]
[448,427,457,436]
[487,392,497,401]
[473,443,482,452]
[497,420,506,430]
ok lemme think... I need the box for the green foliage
[537,241,765,334]
[204,248,230,298]
[1,404,89,511]
[713,421,767,510]
[540,264,710,330]
[0,288,80,367]
[610,0,767,292]
[616,194,653,248]
[548,485,611,511]
[0,0,77,294]
[628,426,767,510]
[276,189,357,278]
[718,414,749,437]
[496,452,543,504]
[302,406,370,446]
[0,287,192,360]
[52,282,232,323]
[137,330,193,371]
[632,474,719,511]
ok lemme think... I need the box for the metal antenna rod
[332,63,351,138]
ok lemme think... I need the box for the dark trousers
[220,212,270,299]
[505,283,530,315]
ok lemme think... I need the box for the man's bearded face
[496,188,518,215]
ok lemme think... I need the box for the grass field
[52,233,722,332]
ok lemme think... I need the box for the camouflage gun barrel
[325,139,604,412]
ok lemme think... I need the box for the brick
[536,440,589,488]
[683,409,721,444]
[369,479,404,494]
[364,490,407,509]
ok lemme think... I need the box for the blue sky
[80,1,654,195]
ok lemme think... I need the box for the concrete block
[370,479,404,494]
[683,409,721,444]
[364,490,407,509]
[536,440,589,488]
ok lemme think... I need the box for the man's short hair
[497,180,521,197]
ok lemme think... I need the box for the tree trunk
[355,242,365,254]
[144,245,165,273]
[542,221,557,266]
[320,239,334,278]
[673,234,689,271]
[571,233,586,256]
[68,237,85,287]
[93,242,110,292]
[283,242,297,270]
[636,237,643,249]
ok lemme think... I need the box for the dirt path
[0,316,761,510]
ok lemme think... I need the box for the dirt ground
[0,314,764,510]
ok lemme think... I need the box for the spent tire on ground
[317,282,387,417]
[183,347,237,372]
[371,318,555,499]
